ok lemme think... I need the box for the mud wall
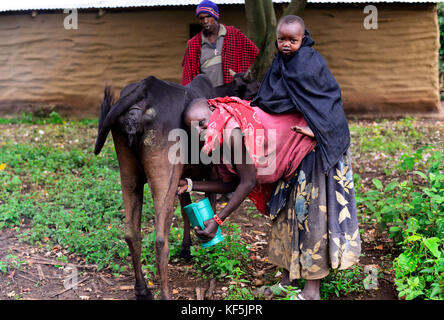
[0,4,440,117]
[301,3,440,114]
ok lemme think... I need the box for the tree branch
[262,0,277,29]
[245,0,266,49]
[245,0,307,81]
[282,0,307,17]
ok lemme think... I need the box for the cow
[94,73,259,300]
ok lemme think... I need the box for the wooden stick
[30,259,95,269]
[36,264,45,281]
[51,277,89,298]
[9,250,94,269]
[16,273,39,284]
[195,287,206,300]
[99,274,113,286]
[205,279,216,300]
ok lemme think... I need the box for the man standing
[181,0,259,86]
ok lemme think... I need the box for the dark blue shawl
[251,29,350,173]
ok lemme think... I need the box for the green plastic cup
[183,197,224,248]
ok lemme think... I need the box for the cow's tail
[94,85,114,155]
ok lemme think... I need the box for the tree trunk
[245,0,307,81]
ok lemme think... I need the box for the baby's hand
[291,126,315,138]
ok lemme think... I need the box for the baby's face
[277,22,305,55]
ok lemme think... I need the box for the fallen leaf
[172,289,179,294]
[0,163,6,171]
[254,279,264,286]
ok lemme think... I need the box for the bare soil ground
[0,198,398,300]
[4,105,435,301]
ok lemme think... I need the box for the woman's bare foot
[282,270,321,300]
[300,279,321,300]
[291,125,315,138]
[256,270,321,300]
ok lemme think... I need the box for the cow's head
[215,69,260,101]
[230,69,260,101]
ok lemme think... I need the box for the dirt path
[0,199,398,301]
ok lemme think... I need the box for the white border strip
[0,0,438,12]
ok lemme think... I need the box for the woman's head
[184,98,213,136]
[276,15,305,55]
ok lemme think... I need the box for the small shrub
[360,148,443,299]
[190,222,250,281]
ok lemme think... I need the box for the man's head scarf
[196,0,219,20]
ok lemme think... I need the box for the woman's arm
[194,129,257,242]
[177,178,239,195]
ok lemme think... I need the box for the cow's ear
[229,69,236,78]
[243,69,253,82]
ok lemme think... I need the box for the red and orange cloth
[202,97,317,214]
[203,96,264,166]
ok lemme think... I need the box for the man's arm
[181,36,201,85]
[221,26,259,83]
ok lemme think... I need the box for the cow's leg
[112,131,151,300]
[123,178,150,300]
[142,145,183,300]
[207,166,219,216]
[178,193,192,260]
[206,192,217,216]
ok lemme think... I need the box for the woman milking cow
[178,10,361,300]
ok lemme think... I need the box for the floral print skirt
[267,146,361,280]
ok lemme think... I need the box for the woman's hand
[177,179,188,195]
[194,218,219,242]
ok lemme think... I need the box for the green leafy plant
[225,267,254,300]
[272,265,365,300]
[0,260,7,274]
[320,266,365,299]
[360,148,443,299]
[190,222,250,281]
[0,254,27,273]
[394,232,443,300]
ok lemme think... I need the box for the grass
[0,112,251,281]
[0,112,442,300]
[0,119,131,271]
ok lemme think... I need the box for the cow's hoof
[135,292,153,300]
[179,248,192,261]
[135,285,153,300]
